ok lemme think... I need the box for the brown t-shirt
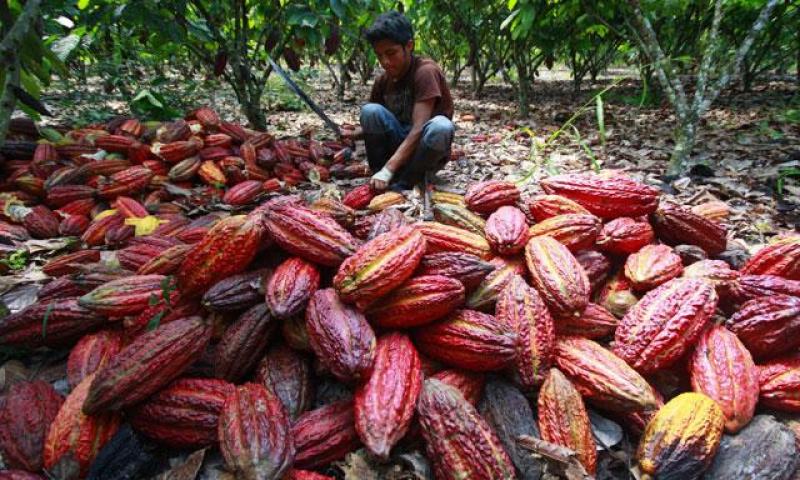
[369,56,454,124]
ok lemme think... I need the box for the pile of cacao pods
[1,106,800,480]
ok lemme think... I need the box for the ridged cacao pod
[415,252,495,292]
[59,214,91,236]
[333,225,425,310]
[67,330,124,388]
[24,205,60,238]
[637,392,724,480]
[367,208,409,240]
[78,274,167,316]
[97,166,153,199]
[44,374,121,478]
[689,325,758,433]
[575,249,612,293]
[266,257,320,320]
[485,205,529,255]
[478,379,543,479]
[177,212,266,297]
[305,289,376,383]
[555,336,658,412]
[46,185,95,208]
[366,275,465,328]
[465,257,525,311]
[223,179,263,205]
[202,268,270,312]
[292,400,360,469]
[758,354,800,413]
[540,173,660,219]
[354,333,422,459]
[0,381,63,472]
[310,197,355,229]
[730,274,800,304]
[527,194,590,222]
[414,309,516,372]
[137,244,192,275]
[431,369,485,405]
[464,180,520,214]
[496,275,555,389]
[255,345,313,420]
[433,203,487,236]
[556,302,619,339]
[342,184,375,210]
[624,244,684,291]
[417,378,516,479]
[416,222,492,259]
[281,315,312,352]
[218,383,295,480]
[596,217,654,254]
[0,298,106,348]
[214,303,278,382]
[129,377,235,448]
[538,368,597,475]
[727,295,800,359]
[367,191,404,211]
[595,268,638,319]
[83,316,212,414]
[682,259,740,300]
[263,202,359,267]
[43,250,101,277]
[528,213,601,252]
[431,190,465,207]
[614,278,717,374]
[740,236,800,280]
[525,235,590,318]
[650,202,727,255]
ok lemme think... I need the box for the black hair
[365,11,413,46]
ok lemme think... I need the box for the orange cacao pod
[177,212,266,297]
[43,374,121,477]
[528,213,601,252]
[637,392,724,480]
[333,225,426,310]
[538,368,597,475]
[416,221,492,260]
[624,244,684,291]
[527,194,590,222]
[525,235,590,318]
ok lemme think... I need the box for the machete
[268,56,342,137]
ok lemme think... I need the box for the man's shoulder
[415,57,445,77]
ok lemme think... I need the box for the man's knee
[360,103,389,133]
[422,116,455,151]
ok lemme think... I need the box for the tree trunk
[337,61,347,100]
[668,116,698,176]
[241,100,267,131]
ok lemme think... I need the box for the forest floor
[44,65,800,248]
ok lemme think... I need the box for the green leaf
[42,302,55,340]
[38,127,64,143]
[52,34,83,62]
[596,95,606,146]
[77,0,89,10]
[147,311,165,331]
[330,0,345,18]
[148,292,159,307]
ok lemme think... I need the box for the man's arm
[370,98,435,190]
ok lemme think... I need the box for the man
[341,11,455,192]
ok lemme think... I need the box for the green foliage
[777,168,800,196]
[0,249,29,271]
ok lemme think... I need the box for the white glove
[371,165,394,183]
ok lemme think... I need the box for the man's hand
[370,165,393,191]
[339,125,363,142]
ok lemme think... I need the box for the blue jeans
[360,103,454,186]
